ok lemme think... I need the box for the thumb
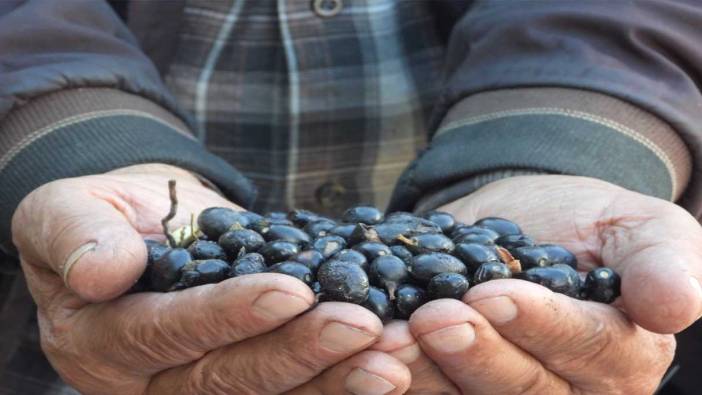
[12,180,146,303]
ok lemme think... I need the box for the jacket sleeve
[389,0,702,214]
[0,0,256,248]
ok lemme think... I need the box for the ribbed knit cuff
[389,88,692,212]
[0,88,256,247]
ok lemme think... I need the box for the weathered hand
[374,175,699,394]
[12,164,410,395]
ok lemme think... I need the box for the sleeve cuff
[0,88,256,245]
[388,88,691,212]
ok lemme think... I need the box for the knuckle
[189,361,262,395]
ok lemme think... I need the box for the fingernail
[421,323,475,354]
[62,242,98,287]
[252,291,311,321]
[345,368,396,395]
[320,322,377,353]
[389,343,421,364]
[471,295,518,325]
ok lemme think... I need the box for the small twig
[496,246,522,273]
[162,180,178,248]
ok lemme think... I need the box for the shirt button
[312,0,343,18]
[315,180,346,209]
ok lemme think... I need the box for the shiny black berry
[362,287,394,323]
[239,211,264,225]
[353,241,392,262]
[218,229,265,258]
[293,249,325,272]
[519,264,581,297]
[453,243,500,275]
[451,226,500,245]
[400,233,454,255]
[390,245,413,266]
[427,272,470,300]
[266,211,288,219]
[395,284,427,319]
[329,223,356,240]
[422,211,456,234]
[268,261,314,285]
[317,259,370,304]
[150,248,192,292]
[474,217,522,237]
[146,240,170,264]
[197,207,249,240]
[312,235,347,259]
[409,253,467,283]
[541,244,578,270]
[304,219,338,239]
[187,240,227,261]
[511,246,551,270]
[287,209,322,227]
[583,267,621,303]
[264,224,311,247]
[473,261,512,284]
[333,249,369,271]
[369,255,409,296]
[374,218,442,245]
[259,241,300,264]
[495,234,535,251]
[179,259,230,287]
[229,253,267,277]
[342,205,384,225]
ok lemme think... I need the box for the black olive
[312,235,347,259]
[197,207,250,240]
[353,241,392,263]
[218,229,265,258]
[473,261,512,284]
[264,224,311,247]
[582,267,620,303]
[427,272,470,300]
[303,219,338,239]
[259,241,300,264]
[287,209,323,227]
[150,248,192,292]
[409,253,467,284]
[369,255,409,297]
[395,284,427,319]
[453,243,500,275]
[390,245,413,266]
[474,217,522,237]
[187,240,227,261]
[362,287,394,323]
[511,246,551,270]
[422,210,456,234]
[292,249,325,272]
[179,259,230,287]
[268,261,314,285]
[541,244,578,269]
[329,223,356,241]
[518,264,581,297]
[332,249,369,271]
[400,233,455,255]
[496,234,535,251]
[229,253,267,277]
[342,205,384,225]
[317,259,370,304]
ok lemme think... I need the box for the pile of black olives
[134,199,621,323]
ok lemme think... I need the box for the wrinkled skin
[11,164,410,395]
[371,175,699,394]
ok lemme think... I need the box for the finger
[597,197,702,333]
[409,299,570,395]
[372,320,459,394]
[287,351,410,395]
[12,179,147,302]
[147,302,383,395]
[464,279,675,394]
[56,274,314,374]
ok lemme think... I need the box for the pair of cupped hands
[11,163,702,395]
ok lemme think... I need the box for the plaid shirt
[1,0,446,392]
